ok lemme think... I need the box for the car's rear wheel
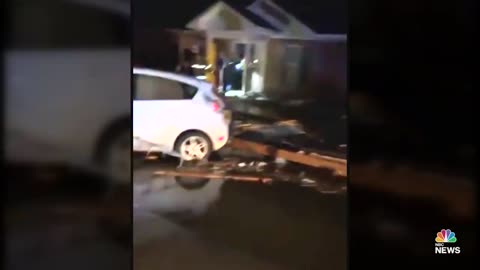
[174,132,212,190]
[175,131,212,161]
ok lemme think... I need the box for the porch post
[205,34,217,86]
[260,39,269,95]
[242,42,253,95]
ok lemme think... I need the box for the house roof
[222,1,280,31]
[271,0,347,34]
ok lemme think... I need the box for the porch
[175,29,270,97]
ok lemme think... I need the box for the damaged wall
[263,38,347,103]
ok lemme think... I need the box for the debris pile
[150,119,347,193]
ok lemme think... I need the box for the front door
[233,42,257,94]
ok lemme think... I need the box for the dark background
[3,0,476,268]
[135,0,476,266]
[348,0,476,266]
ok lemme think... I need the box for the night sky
[134,0,347,33]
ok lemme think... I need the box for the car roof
[133,67,210,89]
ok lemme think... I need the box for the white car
[133,68,231,161]
[5,0,131,184]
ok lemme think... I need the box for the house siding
[263,38,346,103]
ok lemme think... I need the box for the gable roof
[185,0,280,32]
[247,0,316,35]
[223,1,280,31]
[270,0,347,34]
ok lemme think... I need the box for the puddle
[134,165,225,217]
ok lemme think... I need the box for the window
[134,75,198,100]
[7,0,129,49]
[182,84,198,99]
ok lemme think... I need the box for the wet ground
[134,160,347,270]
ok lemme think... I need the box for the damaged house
[170,0,347,102]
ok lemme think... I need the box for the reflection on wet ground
[134,161,347,270]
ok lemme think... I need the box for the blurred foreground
[5,165,131,270]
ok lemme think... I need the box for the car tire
[174,132,213,190]
[97,123,131,185]
[174,131,212,162]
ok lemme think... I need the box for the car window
[7,0,129,49]
[134,75,199,100]
[182,84,198,99]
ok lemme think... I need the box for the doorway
[224,42,259,95]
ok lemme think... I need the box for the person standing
[217,52,232,92]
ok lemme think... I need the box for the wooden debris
[153,169,273,184]
[198,159,240,168]
[275,119,303,127]
[229,138,347,177]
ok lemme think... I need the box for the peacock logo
[435,229,457,243]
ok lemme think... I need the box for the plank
[153,169,273,183]
[229,138,347,177]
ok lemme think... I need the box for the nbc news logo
[435,229,461,254]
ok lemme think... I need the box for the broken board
[229,138,347,177]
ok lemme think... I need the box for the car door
[133,74,197,151]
